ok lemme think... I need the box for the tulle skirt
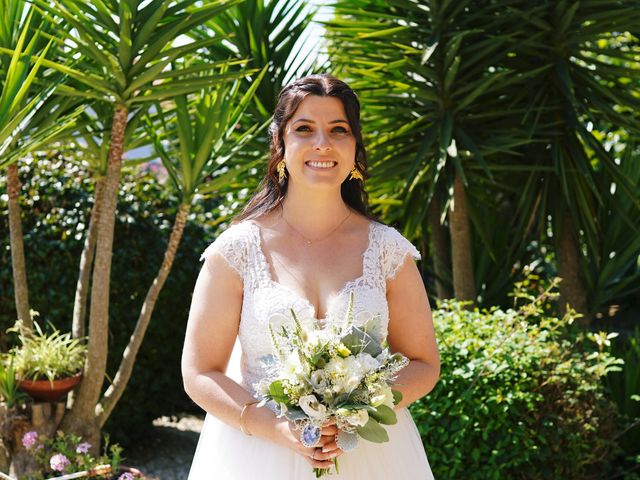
[187,406,433,480]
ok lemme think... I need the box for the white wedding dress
[187,220,434,480]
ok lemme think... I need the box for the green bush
[410,275,623,479]
[0,154,220,444]
[603,327,640,478]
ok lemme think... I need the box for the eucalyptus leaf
[356,417,389,443]
[370,405,398,425]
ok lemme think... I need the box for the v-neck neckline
[246,220,376,323]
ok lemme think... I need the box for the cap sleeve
[382,226,421,280]
[200,222,250,278]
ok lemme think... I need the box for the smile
[305,161,337,169]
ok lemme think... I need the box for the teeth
[307,161,336,168]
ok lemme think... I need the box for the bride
[182,74,439,479]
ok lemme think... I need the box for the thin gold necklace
[281,208,352,247]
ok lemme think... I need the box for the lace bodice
[200,220,420,396]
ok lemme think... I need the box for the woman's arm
[386,256,441,409]
[181,251,338,468]
[181,252,260,428]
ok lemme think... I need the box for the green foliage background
[411,287,623,479]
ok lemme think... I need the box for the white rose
[298,394,328,420]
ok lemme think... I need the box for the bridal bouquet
[254,293,408,477]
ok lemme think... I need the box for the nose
[314,131,332,151]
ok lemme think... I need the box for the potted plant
[6,315,88,402]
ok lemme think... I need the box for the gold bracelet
[240,400,259,436]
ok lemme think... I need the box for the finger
[305,451,337,469]
[311,448,340,462]
[317,434,335,447]
[320,425,338,436]
[321,441,340,453]
[306,457,335,469]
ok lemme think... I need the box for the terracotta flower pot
[18,373,82,402]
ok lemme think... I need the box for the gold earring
[349,166,364,181]
[277,161,287,182]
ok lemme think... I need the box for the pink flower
[75,442,91,454]
[50,453,71,472]
[22,431,38,449]
[118,473,135,480]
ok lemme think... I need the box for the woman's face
[281,95,356,191]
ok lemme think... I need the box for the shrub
[410,274,623,479]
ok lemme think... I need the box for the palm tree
[97,66,268,426]
[496,2,640,325]
[0,0,82,331]
[22,0,250,441]
[55,103,152,339]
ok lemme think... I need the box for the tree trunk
[557,210,591,327]
[7,162,32,331]
[427,195,452,299]
[72,178,105,339]
[61,104,128,439]
[97,203,191,426]
[449,170,476,305]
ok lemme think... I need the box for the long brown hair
[234,74,375,223]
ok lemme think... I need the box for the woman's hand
[313,419,344,466]
[271,417,343,469]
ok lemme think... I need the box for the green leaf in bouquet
[333,393,352,406]
[340,325,383,357]
[356,417,389,443]
[310,350,328,368]
[268,380,288,404]
[336,402,376,411]
[370,405,397,425]
[284,407,308,422]
[392,389,403,406]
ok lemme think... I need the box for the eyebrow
[293,118,349,125]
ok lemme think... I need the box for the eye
[333,126,349,134]
[295,125,311,132]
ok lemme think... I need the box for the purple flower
[75,442,91,454]
[22,431,38,449]
[50,453,71,472]
[118,473,135,480]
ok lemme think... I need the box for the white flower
[356,352,380,374]
[325,356,365,393]
[371,386,395,409]
[337,408,369,427]
[298,394,328,419]
[282,352,308,382]
[310,369,329,392]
